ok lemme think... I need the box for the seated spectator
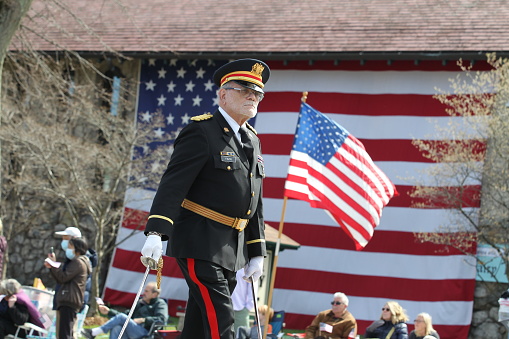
[0,279,32,339]
[364,301,408,339]
[304,292,357,339]
[409,313,439,339]
[236,304,273,339]
[82,282,168,339]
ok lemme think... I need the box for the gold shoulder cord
[156,257,164,289]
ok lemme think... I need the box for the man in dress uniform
[140,59,270,339]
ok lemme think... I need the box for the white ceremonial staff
[117,257,159,339]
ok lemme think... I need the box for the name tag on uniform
[221,155,236,162]
[220,151,235,163]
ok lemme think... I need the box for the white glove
[141,234,162,261]
[243,256,264,283]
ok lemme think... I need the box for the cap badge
[251,63,264,77]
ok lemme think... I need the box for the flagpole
[262,92,308,339]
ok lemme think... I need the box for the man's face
[142,285,157,303]
[220,84,262,121]
[331,297,346,314]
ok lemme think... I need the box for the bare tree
[1,51,175,307]
[0,0,36,233]
[0,0,34,102]
[412,53,509,284]
[1,0,177,310]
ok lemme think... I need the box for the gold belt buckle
[232,218,248,231]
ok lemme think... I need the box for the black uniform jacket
[145,110,266,271]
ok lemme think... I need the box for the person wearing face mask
[52,227,97,313]
[45,237,91,339]
[55,226,82,252]
[51,227,83,312]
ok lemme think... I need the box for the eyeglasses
[382,308,391,311]
[331,301,342,306]
[414,319,424,323]
[223,87,264,101]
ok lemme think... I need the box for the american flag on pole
[285,102,398,249]
[102,59,483,339]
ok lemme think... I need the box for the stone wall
[8,223,65,289]
[5,222,106,292]
[470,282,508,339]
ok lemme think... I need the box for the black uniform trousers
[177,258,237,339]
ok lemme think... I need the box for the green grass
[80,317,180,339]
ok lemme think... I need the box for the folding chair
[268,310,285,338]
[13,286,56,339]
[142,320,165,339]
[75,304,89,338]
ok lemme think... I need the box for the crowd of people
[0,276,445,339]
[230,290,441,339]
[0,226,97,339]
[300,295,440,339]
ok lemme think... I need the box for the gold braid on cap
[156,257,164,289]
[220,62,265,88]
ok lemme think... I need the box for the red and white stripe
[103,59,488,339]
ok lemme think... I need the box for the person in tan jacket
[305,292,357,339]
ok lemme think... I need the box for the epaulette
[245,122,257,135]
[190,113,213,121]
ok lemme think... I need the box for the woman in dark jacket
[45,237,91,339]
[0,279,30,339]
[365,301,409,339]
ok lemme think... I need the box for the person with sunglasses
[141,59,270,339]
[304,292,357,339]
[364,301,409,339]
[408,313,439,339]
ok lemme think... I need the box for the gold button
[250,173,253,178]
[251,191,255,197]
[227,166,231,170]
[246,210,251,215]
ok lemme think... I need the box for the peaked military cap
[213,59,270,94]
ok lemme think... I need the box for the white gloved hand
[243,256,264,283]
[141,234,163,261]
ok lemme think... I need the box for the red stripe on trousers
[187,258,220,339]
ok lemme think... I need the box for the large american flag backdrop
[103,58,483,339]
